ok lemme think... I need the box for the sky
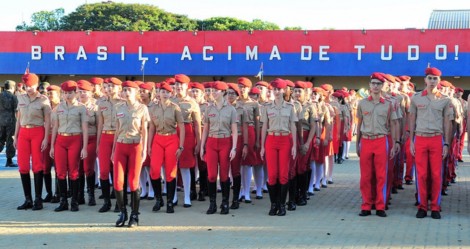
[2,0,470,31]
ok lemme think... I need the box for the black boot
[17,173,33,210]
[151,179,163,212]
[43,173,53,202]
[55,179,69,212]
[278,183,289,216]
[198,169,208,201]
[230,176,241,209]
[77,175,86,205]
[206,181,217,214]
[70,180,79,212]
[166,179,176,213]
[86,174,96,206]
[67,178,72,198]
[32,172,44,211]
[220,181,230,215]
[296,173,307,206]
[115,190,128,227]
[190,168,197,201]
[51,175,60,203]
[287,178,297,211]
[99,179,112,212]
[267,183,278,216]
[128,189,140,228]
[6,157,17,167]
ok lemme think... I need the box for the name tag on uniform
[208,113,216,117]
[268,112,276,117]
[18,103,26,107]
[117,113,124,118]
[100,107,108,111]
[363,111,370,115]
[417,104,426,109]
[57,110,64,114]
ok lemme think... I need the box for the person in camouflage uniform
[0,80,18,167]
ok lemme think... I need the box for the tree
[284,26,302,30]
[198,17,280,31]
[16,8,65,31]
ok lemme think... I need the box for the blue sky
[2,0,470,31]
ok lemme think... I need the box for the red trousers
[359,136,388,211]
[265,134,292,185]
[113,142,143,191]
[55,135,82,180]
[150,134,179,182]
[98,133,114,180]
[80,135,96,176]
[386,135,395,202]
[404,137,415,182]
[230,135,243,178]
[178,123,196,168]
[457,123,466,160]
[415,135,443,212]
[205,137,232,182]
[296,130,313,175]
[43,134,53,174]
[288,141,299,180]
[18,126,45,174]
[242,126,258,166]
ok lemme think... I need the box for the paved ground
[0,144,469,249]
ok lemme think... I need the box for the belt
[117,138,141,144]
[208,134,231,138]
[362,134,386,139]
[247,123,255,127]
[268,132,290,136]
[416,132,441,137]
[102,130,116,135]
[156,131,177,136]
[21,125,42,128]
[58,132,81,137]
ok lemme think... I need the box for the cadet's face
[249,94,259,101]
[311,92,320,101]
[227,89,238,103]
[238,84,250,96]
[211,89,223,100]
[159,89,171,100]
[425,75,440,89]
[46,90,59,101]
[78,90,91,102]
[63,91,77,102]
[293,88,304,100]
[175,82,187,96]
[139,89,150,100]
[25,84,38,95]
[273,87,285,98]
[369,80,384,94]
[122,87,136,100]
[191,88,202,100]
[256,86,267,98]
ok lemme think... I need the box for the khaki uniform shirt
[234,102,247,135]
[84,101,98,135]
[199,101,209,127]
[17,93,51,126]
[115,102,150,143]
[239,98,260,126]
[173,96,201,124]
[52,100,88,133]
[149,100,184,134]
[204,100,237,137]
[299,101,318,131]
[450,97,463,124]
[97,97,124,131]
[261,100,298,133]
[357,96,397,136]
[409,90,454,134]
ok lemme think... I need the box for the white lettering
[55,46,65,60]
[408,45,419,61]
[269,45,281,60]
[319,46,330,61]
[381,45,392,60]
[203,46,214,61]
[300,46,312,61]
[76,46,87,60]
[31,46,41,60]
[181,46,192,60]
[121,46,125,61]
[246,46,258,60]
[138,46,148,61]
[355,45,365,61]
[97,46,107,61]
[227,46,232,61]
[435,45,447,60]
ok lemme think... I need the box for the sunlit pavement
[0,143,469,248]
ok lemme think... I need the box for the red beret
[22,73,39,87]
[341,90,350,98]
[122,81,139,89]
[270,78,287,89]
[425,67,442,76]
[341,87,348,92]
[155,83,161,89]
[294,81,308,89]
[175,74,190,84]
[61,80,77,91]
[47,85,60,92]
[107,77,122,86]
[305,82,313,88]
[284,79,295,88]
[382,74,396,83]
[394,77,402,83]
[399,76,411,81]
[249,87,261,95]
[139,82,155,91]
[203,82,213,89]
[213,81,228,91]
[439,80,452,87]
[191,82,205,91]
[159,83,173,92]
[313,87,327,97]
[237,77,252,88]
[134,81,144,86]
[255,81,269,88]
[409,82,415,89]
[370,72,386,83]
[17,83,24,88]
[165,77,176,85]
[332,91,344,98]
[349,89,356,94]
[227,83,241,96]
[77,80,93,91]
[89,77,104,85]
[450,84,455,89]
[320,84,334,91]
[455,87,463,93]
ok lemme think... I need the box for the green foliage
[284,26,302,30]
[198,17,280,31]
[16,8,65,31]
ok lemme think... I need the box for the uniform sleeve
[356,102,363,119]
[143,105,150,122]
[260,105,267,123]
[308,106,316,123]
[290,105,299,122]
[409,96,417,114]
[444,99,455,120]
[230,107,237,124]
[42,98,52,116]
[51,108,58,122]
[175,105,184,123]
[80,106,89,123]
[203,107,209,124]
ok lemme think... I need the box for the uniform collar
[421,89,442,97]
[367,95,385,104]
[270,99,287,108]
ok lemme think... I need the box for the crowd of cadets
[10,68,467,227]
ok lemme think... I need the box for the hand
[49,147,55,159]
[229,148,236,161]
[314,138,321,146]
[300,144,308,155]
[81,148,87,159]
[200,147,205,161]
[260,147,265,161]
[323,139,329,146]
[13,138,17,149]
[410,141,415,157]
[356,142,360,157]
[389,143,399,159]
[41,138,48,152]
[110,152,114,162]
[442,145,449,159]
[291,146,297,159]
[242,146,248,160]
[254,141,260,151]
[194,143,201,156]
[176,148,183,159]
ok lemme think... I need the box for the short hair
[4,80,15,90]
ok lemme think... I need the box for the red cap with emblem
[165,78,176,85]
[210,81,228,90]
[305,82,313,89]
[61,80,78,91]
[270,78,287,89]
[332,91,344,98]
[320,84,334,92]
[284,79,295,88]
[175,74,190,84]
[255,81,269,88]
[139,82,155,91]
[77,80,93,91]
[22,73,39,87]
[191,82,205,91]
[89,77,104,85]
[237,77,252,88]
[399,75,411,81]
[160,83,173,92]
[425,67,442,76]
[382,74,396,83]
[107,77,122,86]
[370,72,386,82]
[227,83,241,96]
[122,81,139,89]
[134,81,144,86]
[47,85,60,92]
[455,87,464,93]
[249,87,260,95]
[294,81,308,89]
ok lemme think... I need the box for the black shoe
[296,197,307,206]
[451,178,456,184]
[244,199,252,204]
[183,204,192,208]
[32,198,43,211]
[50,195,60,203]
[441,190,448,196]
[416,209,427,218]
[207,201,217,214]
[397,185,404,190]
[139,194,148,200]
[70,201,79,212]
[277,204,286,216]
[5,158,17,167]
[458,159,464,162]
[263,189,268,193]
[327,180,334,184]
[220,202,229,215]
[321,184,327,188]
[166,203,174,213]
[43,194,53,203]
[268,203,278,216]
[230,201,239,209]
[197,191,206,201]
[238,196,245,202]
[287,201,296,211]
[391,187,398,194]
[17,199,33,210]
[255,196,263,200]
[431,211,441,219]
[190,191,197,201]
[88,195,96,206]
[99,200,112,213]
[405,180,412,185]
[376,210,387,217]
[116,211,128,227]
[147,196,154,200]
[152,198,163,212]
[128,213,139,228]
[308,192,315,196]
[251,190,256,194]
[54,199,69,212]
[314,188,320,192]
[359,210,371,216]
